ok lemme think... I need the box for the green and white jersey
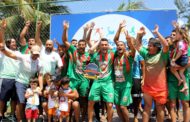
[67,45,90,81]
[114,53,134,87]
[90,50,115,81]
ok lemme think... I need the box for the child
[47,75,62,122]
[25,78,42,122]
[170,27,189,94]
[58,77,72,122]
[41,73,52,118]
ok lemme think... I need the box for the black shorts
[176,55,188,67]
[131,78,142,97]
[40,96,48,103]
[0,78,17,101]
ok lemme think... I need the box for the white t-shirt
[0,48,20,79]
[48,83,59,109]
[26,87,40,106]
[16,53,43,84]
[59,87,72,111]
[40,46,63,75]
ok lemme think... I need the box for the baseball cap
[31,45,41,55]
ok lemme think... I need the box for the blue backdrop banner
[50,10,177,48]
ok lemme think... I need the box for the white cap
[31,45,41,55]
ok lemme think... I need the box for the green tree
[174,0,190,28]
[0,0,70,43]
[117,0,147,11]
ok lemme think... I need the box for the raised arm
[124,30,136,58]
[0,19,6,44]
[135,27,146,51]
[152,25,169,53]
[62,21,70,48]
[53,39,60,47]
[20,20,30,46]
[83,24,90,40]
[0,20,17,60]
[35,21,43,47]
[114,20,126,44]
[86,22,95,48]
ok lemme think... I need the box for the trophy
[84,63,99,80]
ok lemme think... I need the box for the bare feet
[178,79,183,86]
[179,85,188,95]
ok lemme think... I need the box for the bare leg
[72,101,80,122]
[16,103,24,122]
[27,119,31,122]
[169,100,176,122]
[156,102,164,122]
[33,118,36,122]
[116,105,124,122]
[106,102,113,122]
[142,93,152,122]
[120,106,129,122]
[0,101,5,117]
[88,101,95,122]
[48,114,52,122]
[80,97,88,121]
[10,100,16,115]
[59,116,63,122]
[181,101,190,122]
[179,69,188,94]
[170,67,183,86]
[42,102,48,115]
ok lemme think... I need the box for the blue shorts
[0,78,17,102]
[176,55,188,67]
[15,81,28,104]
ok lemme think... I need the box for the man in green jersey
[113,21,135,122]
[62,21,91,122]
[88,37,115,122]
[19,21,42,54]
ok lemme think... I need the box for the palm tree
[0,0,70,43]
[117,0,147,11]
[174,0,190,28]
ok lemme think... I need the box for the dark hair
[116,41,126,46]
[78,39,86,44]
[172,29,176,33]
[149,38,161,51]
[61,76,70,85]
[52,75,62,82]
[100,38,108,42]
[71,39,77,42]
[5,39,11,49]
[29,77,38,84]
[5,38,17,49]
[58,44,66,49]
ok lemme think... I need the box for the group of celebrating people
[0,18,189,122]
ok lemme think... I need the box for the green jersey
[90,50,115,81]
[114,53,134,87]
[20,44,31,54]
[67,45,90,81]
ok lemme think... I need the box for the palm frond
[117,2,126,11]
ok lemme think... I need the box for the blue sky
[63,0,177,13]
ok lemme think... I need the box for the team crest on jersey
[123,96,127,102]
[109,93,113,98]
